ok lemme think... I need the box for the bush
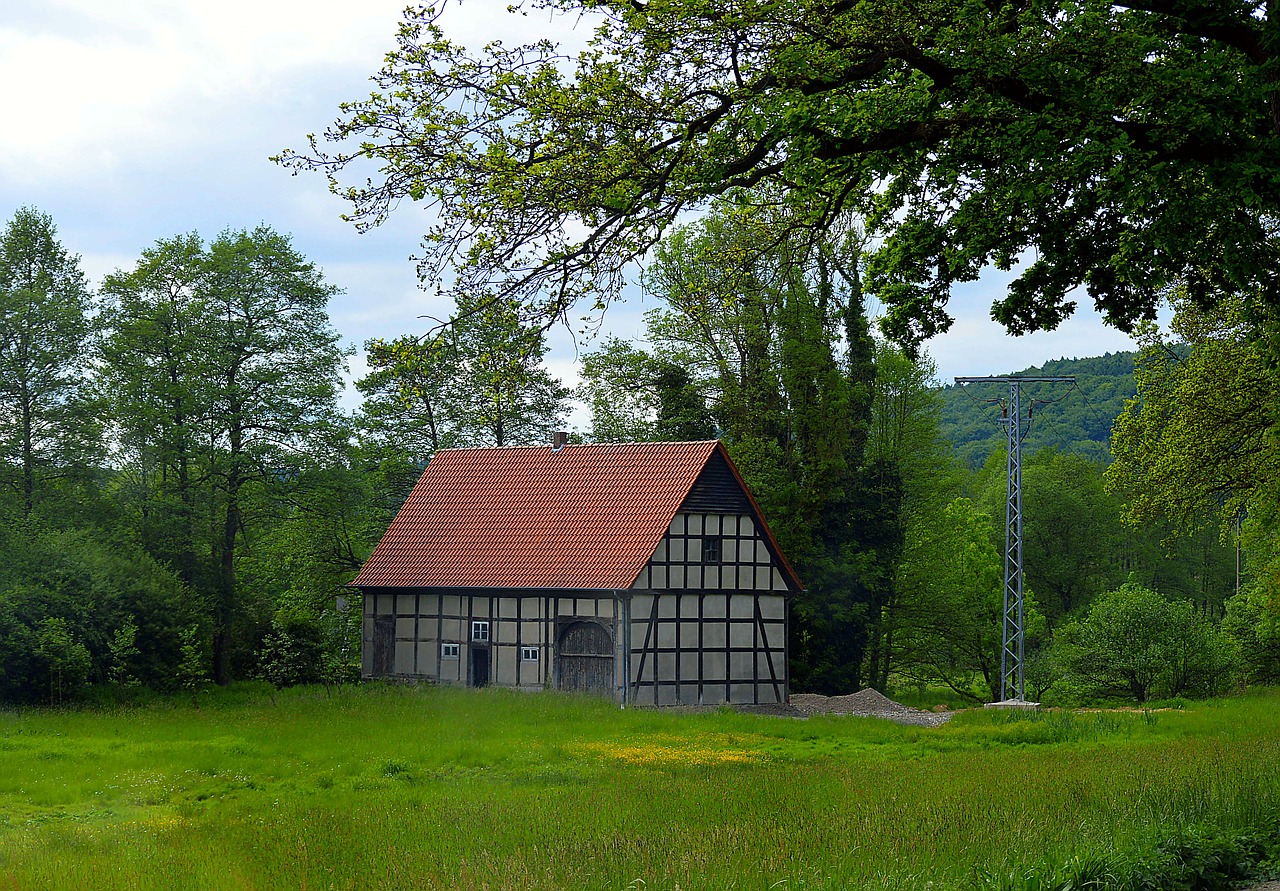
[0,523,197,704]
[257,611,324,691]
[1224,584,1280,686]
[1056,582,1236,703]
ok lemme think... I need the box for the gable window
[471,620,490,641]
[702,536,721,564]
[441,643,459,659]
[521,646,539,662]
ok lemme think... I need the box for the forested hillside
[938,353,1140,466]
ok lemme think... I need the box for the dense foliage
[278,0,1280,345]
[1108,293,1280,687]
[0,201,1274,707]
[0,217,384,701]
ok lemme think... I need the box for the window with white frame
[471,620,489,641]
[521,646,539,662]
[441,643,459,659]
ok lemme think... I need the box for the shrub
[1056,582,1235,703]
[257,611,324,691]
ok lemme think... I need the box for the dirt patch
[788,688,954,727]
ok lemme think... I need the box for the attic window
[701,536,721,564]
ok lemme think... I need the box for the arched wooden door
[557,621,614,697]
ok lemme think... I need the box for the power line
[954,374,1074,703]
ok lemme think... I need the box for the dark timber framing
[359,505,792,706]
[354,444,797,707]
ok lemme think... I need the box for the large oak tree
[278,0,1280,343]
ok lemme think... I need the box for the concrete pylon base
[984,698,1041,709]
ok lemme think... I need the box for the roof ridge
[431,439,721,454]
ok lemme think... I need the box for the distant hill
[937,352,1138,467]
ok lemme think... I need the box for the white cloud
[0,0,599,188]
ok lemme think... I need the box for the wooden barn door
[372,616,395,676]
[557,622,614,697]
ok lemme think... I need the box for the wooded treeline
[3,203,1275,707]
[0,212,380,702]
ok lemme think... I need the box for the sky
[0,0,1149,428]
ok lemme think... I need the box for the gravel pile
[789,688,954,727]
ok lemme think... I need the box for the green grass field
[1,685,1278,890]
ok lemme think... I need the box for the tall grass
[1,684,1277,890]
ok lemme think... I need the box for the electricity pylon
[954,375,1073,702]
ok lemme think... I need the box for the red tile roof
[352,440,796,591]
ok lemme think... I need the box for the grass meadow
[1,685,1278,890]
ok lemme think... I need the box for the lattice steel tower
[954,375,1073,702]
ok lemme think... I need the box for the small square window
[521,646,539,662]
[702,536,721,564]
[441,643,459,659]
[472,621,489,641]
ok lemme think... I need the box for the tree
[890,498,1041,702]
[1106,293,1277,630]
[278,0,1280,345]
[202,227,349,684]
[99,234,212,589]
[862,342,960,690]
[101,227,350,685]
[442,294,571,447]
[1014,451,1128,623]
[357,334,454,459]
[1056,582,1233,702]
[579,337,717,443]
[356,294,570,455]
[1107,295,1280,537]
[0,207,97,517]
[1224,575,1280,686]
[580,338,665,443]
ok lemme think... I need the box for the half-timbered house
[350,439,801,706]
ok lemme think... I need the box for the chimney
[551,431,569,451]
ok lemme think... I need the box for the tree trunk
[214,419,243,686]
[20,391,33,516]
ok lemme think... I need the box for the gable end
[679,449,751,513]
